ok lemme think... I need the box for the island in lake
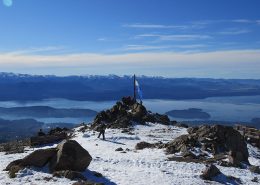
[166,108,211,119]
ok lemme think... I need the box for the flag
[135,79,143,101]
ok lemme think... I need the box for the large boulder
[49,140,92,172]
[5,148,57,170]
[197,125,248,162]
[5,140,92,179]
[165,125,249,165]
[5,159,24,171]
[21,148,57,167]
[228,150,245,167]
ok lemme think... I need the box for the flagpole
[134,74,136,102]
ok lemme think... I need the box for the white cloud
[0,49,259,67]
[122,44,207,51]
[1,49,260,78]
[218,29,251,35]
[232,19,253,23]
[97,38,107,41]
[2,46,65,55]
[122,45,171,51]
[122,23,187,29]
[192,19,260,26]
[137,34,212,41]
[172,44,207,49]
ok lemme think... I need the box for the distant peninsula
[0,106,97,118]
[166,108,211,119]
[0,118,76,143]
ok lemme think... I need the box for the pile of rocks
[91,96,173,129]
[5,140,92,182]
[165,125,249,167]
[30,127,71,146]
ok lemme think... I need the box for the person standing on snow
[97,121,107,140]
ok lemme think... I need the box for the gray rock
[5,159,23,171]
[228,151,244,167]
[5,148,57,172]
[165,125,249,165]
[49,140,92,172]
[249,165,260,174]
[21,148,57,167]
[200,164,221,180]
[135,141,154,150]
[115,147,124,151]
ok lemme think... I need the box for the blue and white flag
[135,79,143,101]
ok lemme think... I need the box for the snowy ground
[0,123,260,185]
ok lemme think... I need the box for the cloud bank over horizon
[1,48,259,79]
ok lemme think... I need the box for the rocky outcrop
[165,125,249,166]
[49,140,92,172]
[166,135,197,154]
[91,96,172,129]
[5,140,92,178]
[30,127,69,146]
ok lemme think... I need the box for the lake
[0,95,260,126]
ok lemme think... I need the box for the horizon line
[1,71,260,80]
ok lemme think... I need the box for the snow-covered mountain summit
[0,122,260,185]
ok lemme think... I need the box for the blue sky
[0,0,260,78]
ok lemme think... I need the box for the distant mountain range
[1,72,260,101]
